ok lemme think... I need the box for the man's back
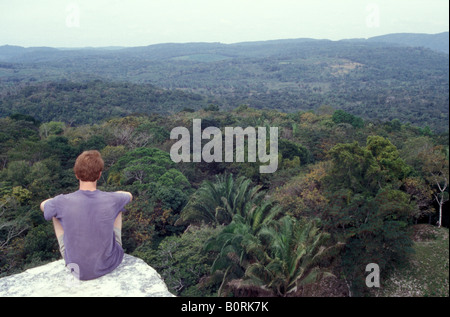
[44,189,131,280]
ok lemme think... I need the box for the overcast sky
[0,0,448,47]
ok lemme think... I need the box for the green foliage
[204,215,259,295]
[45,135,78,169]
[205,215,334,297]
[0,95,447,298]
[158,169,190,190]
[1,161,31,187]
[278,139,311,164]
[327,136,411,195]
[23,224,59,264]
[321,136,421,295]
[332,110,364,129]
[366,135,412,186]
[153,186,188,213]
[327,141,380,194]
[39,121,65,139]
[374,225,449,297]
[178,174,265,226]
[78,135,106,153]
[203,104,220,112]
[324,190,414,295]
[100,145,126,169]
[204,198,282,271]
[2,40,448,132]
[198,173,336,297]
[108,147,186,189]
[0,81,210,125]
[133,225,222,297]
[246,217,334,297]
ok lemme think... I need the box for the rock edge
[0,254,175,297]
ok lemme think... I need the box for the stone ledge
[0,254,175,297]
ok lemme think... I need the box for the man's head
[74,150,104,182]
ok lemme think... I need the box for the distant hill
[0,32,447,62]
[368,32,449,54]
[0,45,59,62]
[0,32,448,132]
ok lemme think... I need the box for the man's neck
[79,181,97,191]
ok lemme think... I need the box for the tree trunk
[438,202,443,228]
[435,193,444,228]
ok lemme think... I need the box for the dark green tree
[323,136,415,295]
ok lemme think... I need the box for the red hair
[74,150,104,182]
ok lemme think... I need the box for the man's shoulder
[52,192,74,200]
[96,190,124,196]
[96,190,131,201]
[58,190,102,200]
[59,190,131,203]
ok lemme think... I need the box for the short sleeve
[115,192,131,213]
[43,196,61,221]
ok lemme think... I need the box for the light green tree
[178,173,265,226]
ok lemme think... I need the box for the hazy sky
[0,0,448,47]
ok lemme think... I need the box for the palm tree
[203,196,283,296]
[177,173,265,226]
[204,215,260,296]
[241,216,335,297]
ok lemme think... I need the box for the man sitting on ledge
[40,150,132,281]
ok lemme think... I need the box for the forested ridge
[0,81,212,125]
[0,34,449,297]
[1,36,448,132]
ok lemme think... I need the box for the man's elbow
[40,198,51,212]
[117,191,133,202]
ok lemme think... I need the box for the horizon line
[1,31,448,50]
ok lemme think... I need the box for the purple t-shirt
[44,190,131,280]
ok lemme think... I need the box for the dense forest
[1,36,449,132]
[0,106,448,296]
[0,34,449,297]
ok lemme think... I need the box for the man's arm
[114,191,132,231]
[115,191,133,202]
[40,197,64,237]
[40,198,53,212]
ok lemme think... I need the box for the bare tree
[0,199,28,250]
[420,146,449,227]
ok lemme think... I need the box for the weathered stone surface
[0,254,175,297]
